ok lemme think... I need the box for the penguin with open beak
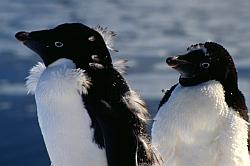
[152,42,249,166]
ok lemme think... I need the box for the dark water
[0,0,250,165]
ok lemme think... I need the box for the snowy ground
[0,0,249,165]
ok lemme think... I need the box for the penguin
[15,23,158,166]
[151,42,249,166]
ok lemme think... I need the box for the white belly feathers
[26,59,107,166]
[152,80,249,166]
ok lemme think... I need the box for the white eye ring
[88,36,96,41]
[54,42,64,48]
[201,62,210,69]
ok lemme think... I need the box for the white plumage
[152,80,249,166]
[26,58,107,166]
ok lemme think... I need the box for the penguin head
[166,42,237,86]
[15,23,115,69]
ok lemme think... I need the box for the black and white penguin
[151,42,249,166]
[15,23,158,166]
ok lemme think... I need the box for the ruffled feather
[26,62,91,95]
[94,25,118,52]
[113,59,128,74]
[26,62,46,94]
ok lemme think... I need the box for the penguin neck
[219,68,238,93]
[220,78,238,95]
[87,68,130,101]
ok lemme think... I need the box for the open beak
[15,31,30,42]
[166,56,192,68]
[166,56,196,78]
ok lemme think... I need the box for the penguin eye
[200,62,210,69]
[88,36,96,42]
[54,41,64,48]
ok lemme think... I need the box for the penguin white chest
[152,81,249,166]
[31,60,107,166]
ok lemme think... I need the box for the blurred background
[0,0,249,165]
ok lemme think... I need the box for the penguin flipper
[102,121,138,166]
[158,84,178,110]
[90,99,138,166]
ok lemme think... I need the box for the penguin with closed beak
[152,42,249,166]
[15,23,158,166]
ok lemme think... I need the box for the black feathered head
[166,42,238,87]
[15,23,117,70]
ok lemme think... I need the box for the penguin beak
[15,31,30,43]
[15,30,50,66]
[166,56,191,68]
[166,56,196,78]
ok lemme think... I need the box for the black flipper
[82,96,105,149]
[158,84,178,110]
[83,66,157,166]
[85,98,138,166]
